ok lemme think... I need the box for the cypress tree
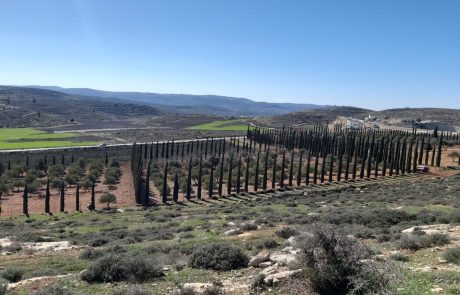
[155,142,159,158]
[60,183,65,212]
[337,143,343,181]
[263,150,269,190]
[407,139,414,173]
[306,150,311,185]
[236,155,242,194]
[186,157,192,200]
[75,183,80,212]
[105,154,109,166]
[197,157,202,199]
[227,153,234,195]
[431,146,436,166]
[321,155,327,184]
[288,150,294,186]
[280,150,286,187]
[244,156,250,192]
[162,162,169,203]
[272,153,277,189]
[436,133,443,167]
[145,161,151,206]
[173,173,179,203]
[352,153,358,180]
[297,149,303,186]
[23,184,28,217]
[413,141,419,172]
[209,156,214,198]
[313,153,319,184]
[418,137,424,164]
[254,152,260,191]
[45,179,50,214]
[218,153,224,196]
[329,150,334,183]
[150,143,153,160]
[89,182,95,210]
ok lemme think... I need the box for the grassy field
[187,119,250,131]
[0,128,98,150]
[2,172,460,294]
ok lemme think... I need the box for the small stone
[223,228,241,236]
[258,261,272,268]
[249,250,270,267]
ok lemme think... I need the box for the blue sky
[0,0,459,110]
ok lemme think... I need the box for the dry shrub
[296,224,399,295]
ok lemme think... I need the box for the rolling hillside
[31,86,324,117]
[0,86,162,128]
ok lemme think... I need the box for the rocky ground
[1,170,460,294]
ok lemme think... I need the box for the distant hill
[253,106,371,128]
[0,86,162,128]
[30,86,324,117]
[253,106,460,130]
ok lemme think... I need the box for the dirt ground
[0,165,137,217]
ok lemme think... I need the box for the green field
[0,128,98,150]
[187,119,250,131]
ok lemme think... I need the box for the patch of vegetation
[189,243,249,271]
[444,247,460,265]
[396,233,450,250]
[187,119,249,131]
[1,267,23,283]
[297,224,398,295]
[81,252,163,283]
[0,128,98,150]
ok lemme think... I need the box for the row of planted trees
[130,126,456,205]
[0,155,120,216]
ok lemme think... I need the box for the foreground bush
[297,224,397,295]
[189,243,248,271]
[0,279,7,295]
[81,252,163,283]
[444,247,460,264]
[1,267,23,282]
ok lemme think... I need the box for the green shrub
[390,253,410,262]
[31,285,75,295]
[81,252,163,283]
[255,239,280,250]
[275,227,299,239]
[1,267,23,282]
[189,243,248,271]
[397,233,450,250]
[444,247,460,264]
[240,223,258,231]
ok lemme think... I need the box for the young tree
[99,192,117,209]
